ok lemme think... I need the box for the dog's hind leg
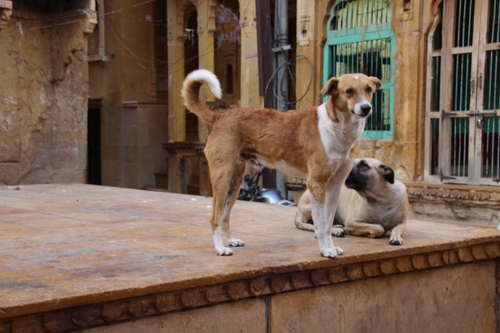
[208,154,246,256]
[221,161,246,247]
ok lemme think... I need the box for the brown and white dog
[295,158,408,245]
[181,69,381,258]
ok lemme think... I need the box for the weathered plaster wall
[0,10,92,185]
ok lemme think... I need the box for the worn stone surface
[1,184,500,332]
[0,8,91,185]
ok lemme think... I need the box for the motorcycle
[237,168,297,206]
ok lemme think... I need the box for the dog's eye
[359,160,369,169]
[346,89,355,96]
[365,87,373,94]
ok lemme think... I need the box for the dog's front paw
[228,238,245,247]
[389,236,403,245]
[320,246,344,259]
[331,225,346,237]
[216,246,234,256]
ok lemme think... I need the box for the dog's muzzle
[345,171,365,191]
[353,102,372,118]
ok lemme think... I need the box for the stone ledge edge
[1,242,499,332]
[406,183,500,205]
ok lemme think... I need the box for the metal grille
[482,0,500,181]
[482,117,500,178]
[450,117,469,177]
[325,0,394,139]
[428,2,442,175]
[454,0,475,47]
[487,0,500,43]
[430,118,439,175]
[482,48,500,179]
[430,56,441,112]
[330,0,391,30]
[329,39,391,132]
[451,53,472,111]
[484,50,500,110]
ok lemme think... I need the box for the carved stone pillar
[0,0,12,32]
[167,1,186,142]
[193,142,212,196]
[163,142,199,194]
[196,0,216,142]
[239,0,260,108]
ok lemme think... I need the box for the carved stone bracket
[1,242,499,332]
[83,6,98,35]
[406,182,500,204]
[0,0,12,32]
[162,141,200,194]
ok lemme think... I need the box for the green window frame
[323,0,395,139]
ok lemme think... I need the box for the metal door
[427,0,500,185]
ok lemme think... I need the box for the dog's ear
[370,77,382,90]
[321,77,339,96]
[378,164,395,184]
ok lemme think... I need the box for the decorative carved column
[0,0,12,32]
[196,0,216,142]
[163,142,199,194]
[167,0,186,142]
[239,0,260,108]
[193,142,211,196]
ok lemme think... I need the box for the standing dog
[294,158,408,245]
[182,69,381,258]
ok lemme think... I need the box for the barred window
[324,0,394,139]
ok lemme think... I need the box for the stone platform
[1,184,500,333]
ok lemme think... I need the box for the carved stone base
[163,142,199,195]
[1,184,500,332]
[406,182,500,225]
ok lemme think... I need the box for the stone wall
[406,182,500,226]
[0,4,95,185]
[76,260,495,333]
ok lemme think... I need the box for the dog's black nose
[360,104,372,116]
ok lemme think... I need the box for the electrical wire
[3,0,313,99]
[264,53,314,108]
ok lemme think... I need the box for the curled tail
[181,69,222,125]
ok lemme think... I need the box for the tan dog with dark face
[295,158,408,245]
[182,69,381,258]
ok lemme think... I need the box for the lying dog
[294,158,408,245]
[182,69,381,257]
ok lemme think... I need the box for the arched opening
[225,64,233,95]
[184,5,199,142]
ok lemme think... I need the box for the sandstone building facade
[1,0,499,223]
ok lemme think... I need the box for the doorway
[184,5,199,142]
[426,0,500,185]
[87,107,101,185]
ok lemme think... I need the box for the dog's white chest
[317,104,364,168]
